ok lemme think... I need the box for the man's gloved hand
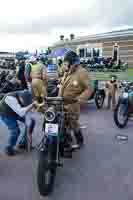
[32,101,39,109]
[34,101,45,112]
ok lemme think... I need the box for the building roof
[0,52,15,54]
[53,28,133,47]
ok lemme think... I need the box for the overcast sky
[0,0,132,51]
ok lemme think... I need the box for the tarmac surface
[0,102,133,200]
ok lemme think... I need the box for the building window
[79,49,85,58]
[112,44,119,62]
[93,48,99,57]
[92,48,102,57]
[86,48,92,57]
[78,45,103,58]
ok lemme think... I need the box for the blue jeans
[0,115,35,150]
[17,89,33,106]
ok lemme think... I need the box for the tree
[70,34,75,40]
[60,35,64,41]
[45,47,52,55]
[25,50,29,54]
[48,47,51,54]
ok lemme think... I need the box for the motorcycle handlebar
[44,97,78,104]
[44,97,89,104]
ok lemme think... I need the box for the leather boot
[74,129,84,147]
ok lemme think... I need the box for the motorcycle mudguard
[119,97,128,104]
[118,98,129,115]
[38,135,57,152]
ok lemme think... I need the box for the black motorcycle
[114,81,133,128]
[37,97,79,196]
[91,80,106,109]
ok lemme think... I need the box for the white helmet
[29,56,37,63]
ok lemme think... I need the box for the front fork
[39,134,60,166]
[119,98,129,116]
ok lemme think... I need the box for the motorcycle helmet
[64,51,80,65]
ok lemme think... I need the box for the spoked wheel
[114,101,129,128]
[37,139,58,196]
[37,150,57,196]
[95,91,105,109]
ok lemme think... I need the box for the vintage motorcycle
[37,97,79,196]
[93,80,106,109]
[47,79,105,109]
[114,81,133,128]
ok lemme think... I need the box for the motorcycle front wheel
[37,143,57,196]
[114,101,129,128]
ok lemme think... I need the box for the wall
[52,35,133,68]
[128,36,133,68]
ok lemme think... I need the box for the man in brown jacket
[105,75,118,110]
[29,57,47,111]
[59,51,92,148]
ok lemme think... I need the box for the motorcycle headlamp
[44,107,56,122]
[123,92,128,98]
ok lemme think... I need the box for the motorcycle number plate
[123,93,128,98]
[45,123,59,136]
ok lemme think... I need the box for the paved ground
[0,103,133,200]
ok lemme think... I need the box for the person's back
[30,58,47,105]
[31,62,43,79]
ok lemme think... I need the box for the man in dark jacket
[0,90,37,156]
[16,60,28,89]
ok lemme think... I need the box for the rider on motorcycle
[58,51,92,149]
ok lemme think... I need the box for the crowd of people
[0,50,120,157]
[0,51,94,157]
[80,56,128,72]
